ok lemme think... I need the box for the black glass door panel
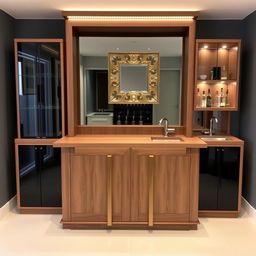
[199,148,219,210]
[17,42,62,138]
[218,147,240,210]
[18,43,41,138]
[39,43,62,138]
[19,145,41,207]
[40,146,61,207]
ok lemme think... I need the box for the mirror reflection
[79,37,183,126]
[120,64,148,92]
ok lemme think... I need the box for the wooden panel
[76,125,185,135]
[154,154,190,222]
[130,153,149,222]
[112,152,131,222]
[61,148,71,221]
[70,154,107,221]
[189,149,199,222]
[19,207,62,214]
[199,210,239,218]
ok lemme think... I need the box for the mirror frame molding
[63,11,198,137]
[108,52,160,104]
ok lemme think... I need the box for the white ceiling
[0,0,255,19]
[79,37,183,57]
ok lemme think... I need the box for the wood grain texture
[199,210,239,218]
[19,207,62,214]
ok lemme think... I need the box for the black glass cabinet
[18,145,61,207]
[199,147,240,211]
[17,42,62,138]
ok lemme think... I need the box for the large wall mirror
[79,37,183,126]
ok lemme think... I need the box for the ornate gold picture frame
[108,52,160,104]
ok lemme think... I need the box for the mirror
[120,64,148,92]
[108,52,159,104]
[79,37,183,126]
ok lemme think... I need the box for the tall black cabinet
[199,147,241,212]
[15,39,64,213]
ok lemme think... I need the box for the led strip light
[67,15,194,21]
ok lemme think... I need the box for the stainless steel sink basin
[151,137,183,142]
[200,137,231,141]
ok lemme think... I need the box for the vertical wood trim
[15,144,21,207]
[148,155,155,227]
[237,144,244,212]
[189,149,199,222]
[14,40,21,138]
[185,22,196,137]
[66,21,75,136]
[107,155,113,226]
[61,148,71,221]
[60,41,66,136]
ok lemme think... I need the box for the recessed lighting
[222,45,227,49]
[204,45,208,49]
[116,47,120,50]
[233,46,238,50]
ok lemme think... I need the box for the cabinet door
[218,147,240,210]
[40,146,61,207]
[39,43,62,138]
[70,148,130,223]
[131,148,191,223]
[18,43,41,138]
[199,148,219,210]
[19,145,41,207]
[154,154,190,222]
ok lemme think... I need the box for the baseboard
[241,197,256,221]
[0,196,17,220]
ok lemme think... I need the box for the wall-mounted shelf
[194,39,241,111]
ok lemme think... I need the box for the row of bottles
[196,88,229,108]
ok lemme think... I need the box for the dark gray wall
[0,10,16,207]
[15,19,65,38]
[239,11,256,208]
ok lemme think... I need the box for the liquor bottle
[201,91,207,108]
[139,110,143,125]
[215,90,221,107]
[196,88,201,107]
[117,113,121,125]
[206,88,212,107]
[221,66,228,80]
[220,88,226,107]
[225,89,230,106]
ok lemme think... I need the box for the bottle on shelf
[221,66,228,80]
[196,88,201,107]
[206,88,212,107]
[201,90,207,108]
[220,88,226,107]
[117,113,121,125]
[214,90,221,107]
[139,110,143,125]
[225,88,230,106]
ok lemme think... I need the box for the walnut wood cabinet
[61,145,199,230]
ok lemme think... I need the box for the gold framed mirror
[108,52,160,104]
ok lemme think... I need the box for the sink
[200,137,231,141]
[151,137,183,142]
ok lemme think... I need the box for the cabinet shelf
[195,107,237,111]
[197,80,237,84]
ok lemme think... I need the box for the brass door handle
[107,155,113,227]
[148,155,155,227]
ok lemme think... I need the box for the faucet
[159,118,175,137]
[209,117,218,136]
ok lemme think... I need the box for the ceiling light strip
[67,16,194,21]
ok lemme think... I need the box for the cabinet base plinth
[62,221,198,230]
[19,207,62,214]
[199,210,239,218]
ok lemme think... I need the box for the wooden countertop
[53,135,207,148]
[195,135,244,146]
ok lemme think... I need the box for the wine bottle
[215,90,221,107]
[206,88,212,107]
[196,88,201,107]
[225,89,230,106]
[221,66,228,80]
[201,91,207,108]
[220,88,226,107]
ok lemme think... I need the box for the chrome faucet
[159,118,175,137]
[209,117,218,136]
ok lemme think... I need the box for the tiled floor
[0,209,256,256]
